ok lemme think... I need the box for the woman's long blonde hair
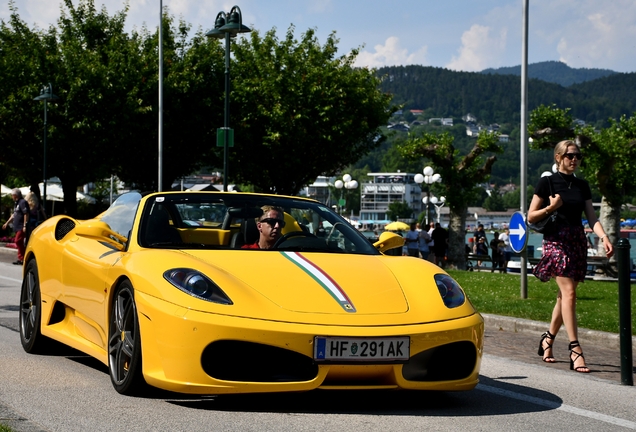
[25,191,39,210]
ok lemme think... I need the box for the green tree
[230,26,394,195]
[483,186,505,211]
[0,3,58,198]
[0,0,139,216]
[399,130,503,269]
[115,14,224,191]
[386,201,413,221]
[502,185,534,210]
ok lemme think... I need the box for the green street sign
[216,128,234,147]
[338,198,346,206]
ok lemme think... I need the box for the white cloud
[446,24,507,72]
[556,8,636,71]
[353,36,427,68]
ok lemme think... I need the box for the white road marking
[478,383,636,430]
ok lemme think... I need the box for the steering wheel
[273,230,317,249]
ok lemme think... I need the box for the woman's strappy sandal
[537,331,556,363]
[569,340,590,373]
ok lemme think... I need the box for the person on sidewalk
[404,222,420,257]
[2,188,30,265]
[474,236,489,270]
[473,224,488,268]
[25,190,47,245]
[431,222,448,267]
[418,224,431,260]
[490,231,502,272]
[498,227,513,272]
[528,140,614,373]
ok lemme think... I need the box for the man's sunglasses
[563,152,583,160]
[259,218,286,228]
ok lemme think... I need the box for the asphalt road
[1,246,635,432]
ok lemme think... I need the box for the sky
[3,0,636,73]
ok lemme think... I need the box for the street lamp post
[414,166,442,225]
[334,174,358,215]
[430,195,447,223]
[206,5,251,192]
[33,83,59,213]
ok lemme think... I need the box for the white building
[359,172,423,224]
[303,176,334,208]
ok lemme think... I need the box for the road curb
[482,313,635,351]
[0,243,17,255]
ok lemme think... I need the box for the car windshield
[137,193,380,255]
[99,191,142,239]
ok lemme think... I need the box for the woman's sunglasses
[259,218,286,228]
[563,152,583,160]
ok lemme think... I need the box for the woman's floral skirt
[532,223,587,283]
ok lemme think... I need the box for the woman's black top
[534,173,592,226]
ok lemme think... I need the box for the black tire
[19,259,50,353]
[108,281,145,395]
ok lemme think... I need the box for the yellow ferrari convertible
[20,191,483,395]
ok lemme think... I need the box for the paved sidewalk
[482,314,636,384]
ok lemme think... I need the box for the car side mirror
[75,220,128,251]
[373,231,405,254]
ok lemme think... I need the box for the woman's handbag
[528,176,558,235]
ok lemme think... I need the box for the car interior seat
[230,218,259,248]
[144,205,182,246]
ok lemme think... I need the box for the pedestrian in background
[418,224,431,259]
[2,188,29,265]
[529,140,614,373]
[404,222,420,257]
[431,222,448,267]
[474,236,488,270]
[490,231,501,272]
[426,222,435,262]
[473,224,487,268]
[498,227,512,272]
[25,190,47,245]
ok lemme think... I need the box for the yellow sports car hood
[179,251,417,315]
[129,249,476,326]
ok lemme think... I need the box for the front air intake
[402,341,477,382]
[201,340,318,382]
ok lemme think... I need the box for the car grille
[55,218,76,240]
[402,341,477,382]
[201,341,319,383]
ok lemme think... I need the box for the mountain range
[480,60,618,87]
[376,63,636,126]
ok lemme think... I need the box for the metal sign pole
[520,0,530,299]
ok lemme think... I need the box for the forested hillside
[376,65,636,126]
[481,60,617,87]
[352,64,636,200]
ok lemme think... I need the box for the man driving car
[242,205,286,250]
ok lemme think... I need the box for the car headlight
[434,274,466,308]
[164,269,232,305]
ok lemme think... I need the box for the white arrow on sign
[510,224,526,240]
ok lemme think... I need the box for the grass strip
[447,270,636,334]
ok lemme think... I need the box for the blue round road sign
[508,211,528,253]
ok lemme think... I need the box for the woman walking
[528,140,613,373]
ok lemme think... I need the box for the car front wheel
[19,259,50,353]
[108,281,145,395]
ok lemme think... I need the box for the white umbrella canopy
[1,184,12,197]
[18,183,95,203]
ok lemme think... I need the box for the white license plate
[314,337,409,362]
